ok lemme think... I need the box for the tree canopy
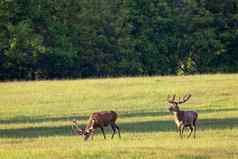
[0,0,237,80]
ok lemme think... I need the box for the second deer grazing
[167,94,198,138]
[72,111,121,141]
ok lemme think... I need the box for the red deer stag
[72,111,121,141]
[167,94,198,138]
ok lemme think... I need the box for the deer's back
[88,111,118,128]
[182,111,198,125]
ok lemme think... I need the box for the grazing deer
[72,119,85,135]
[167,94,198,138]
[72,111,121,141]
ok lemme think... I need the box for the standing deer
[167,94,198,138]
[72,111,121,141]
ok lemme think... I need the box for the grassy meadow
[0,74,238,159]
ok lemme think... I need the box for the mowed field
[0,74,238,159]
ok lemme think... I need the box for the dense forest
[0,0,237,80]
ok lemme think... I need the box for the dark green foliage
[0,0,237,80]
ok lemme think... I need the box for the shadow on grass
[121,117,238,133]
[198,107,238,114]
[1,107,237,125]
[0,110,168,125]
[120,110,168,118]
[0,115,88,124]
[0,126,72,138]
[0,117,237,138]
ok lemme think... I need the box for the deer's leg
[193,123,197,138]
[176,125,179,133]
[187,125,193,138]
[180,125,185,138]
[193,124,197,138]
[90,129,96,140]
[181,126,185,138]
[100,127,106,139]
[114,124,121,138]
[193,118,197,138]
[110,124,116,139]
[178,125,182,138]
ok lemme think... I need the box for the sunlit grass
[0,74,238,158]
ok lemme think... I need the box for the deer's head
[167,94,192,113]
[71,119,93,141]
[72,119,83,135]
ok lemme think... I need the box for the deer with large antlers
[72,111,121,141]
[167,94,198,138]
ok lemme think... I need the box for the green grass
[0,74,238,159]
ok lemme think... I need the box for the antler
[72,119,80,129]
[177,94,192,104]
[167,94,176,103]
[167,94,192,104]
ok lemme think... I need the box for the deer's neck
[173,110,184,122]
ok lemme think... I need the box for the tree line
[0,0,237,80]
